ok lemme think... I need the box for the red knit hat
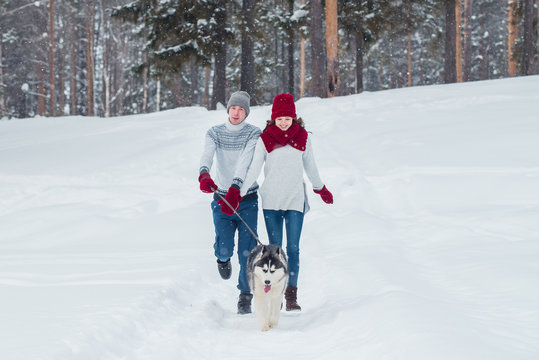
[271,93,297,120]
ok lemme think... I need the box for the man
[198,91,261,314]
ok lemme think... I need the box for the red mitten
[218,187,242,215]
[198,172,217,193]
[314,185,333,204]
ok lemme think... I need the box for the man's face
[228,106,247,125]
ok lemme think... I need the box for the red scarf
[260,122,308,153]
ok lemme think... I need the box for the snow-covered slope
[1,76,538,360]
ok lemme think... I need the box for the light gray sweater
[199,121,261,196]
[241,136,324,213]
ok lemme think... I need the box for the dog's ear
[261,245,267,255]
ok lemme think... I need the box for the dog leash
[212,187,263,246]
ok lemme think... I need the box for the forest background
[0,0,537,119]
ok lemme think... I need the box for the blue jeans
[262,209,305,287]
[211,196,258,293]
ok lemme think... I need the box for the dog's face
[252,246,288,293]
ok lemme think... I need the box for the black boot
[237,292,253,314]
[217,259,231,280]
[285,286,302,311]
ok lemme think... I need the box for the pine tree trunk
[175,69,183,107]
[142,52,148,112]
[59,45,65,116]
[287,0,295,96]
[190,56,199,105]
[273,26,279,93]
[211,1,227,110]
[204,66,210,108]
[37,64,47,116]
[300,0,306,98]
[280,38,286,91]
[35,5,47,116]
[0,43,6,116]
[103,54,110,117]
[310,0,325,97]
[85,0,95,116]
[100,0,110,117]
[521,0,534,75]
[325,0,339,97]
[49,0,55,115]
[355,15,364,93]
[118,32,127,116]
[463,0,473,81]
[444,0,457,83]
[507,0,518,77]
[241,0,255,102]
[455,0,463,82]
[70,19,77,115]
[156,79,161,112]
[211,53,226,110]
[407,29,413,87]
[300,36,306,98]
[480,7,488,80]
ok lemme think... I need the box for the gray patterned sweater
[240,136,324,213]
[199,121,261,196]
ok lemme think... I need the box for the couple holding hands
[198,91,333,314]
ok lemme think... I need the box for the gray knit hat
[227,91,250,117]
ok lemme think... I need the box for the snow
[291,9,308,21]
[1,76,539,360]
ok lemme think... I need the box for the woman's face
[275,116,293,131]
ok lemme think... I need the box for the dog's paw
[261,324,270,331]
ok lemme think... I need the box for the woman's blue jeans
[262,209,304,287]
[212,196,258,294]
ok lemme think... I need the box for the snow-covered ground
[1,76,538,360]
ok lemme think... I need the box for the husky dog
[246,244,289,331]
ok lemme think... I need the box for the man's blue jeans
[262,209,305,287]
[211,196,258,293]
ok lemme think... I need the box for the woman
[237,93,333,311]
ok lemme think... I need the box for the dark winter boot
[237,292,253,314]
[285,286,302,311]
[217,259,231,280]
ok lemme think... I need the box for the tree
[299,0,306,97]
[444,0,457,83]
[340,0,365,93]
[85,0,95,116]
[69,0,78,116]
[521,0,534,75]
[48,0,55,115]
[286,0,295,96]
[99,0,111,116]
[0,0,536,118]
[325,0,339,97]
[400,0,428,87]
[240,0,256,103]
[112,0,232,109]
[310,0,325,97]
[35,4,48,116]
[456,0,462,82]
[463,0,472,82]
[508,0,518,76]
[0,32,5,116]
[211,0,227,109]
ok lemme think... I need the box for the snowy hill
[1,76,539,360]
